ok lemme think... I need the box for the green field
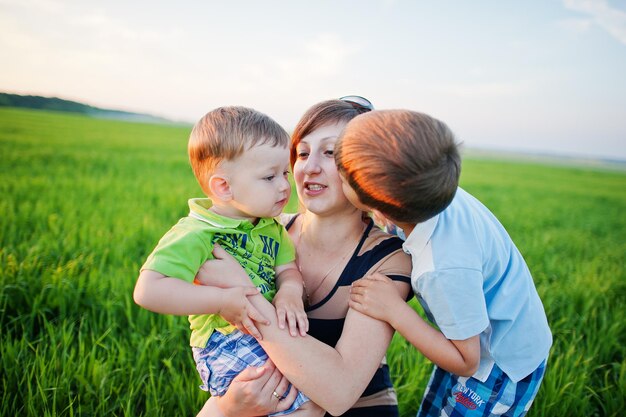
[1,107,625,416]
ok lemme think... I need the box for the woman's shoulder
[362,221,404,251]
[357,221,412,280]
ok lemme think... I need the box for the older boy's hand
[273,283,308,337]
[220,286,270,339]
[349,273,403,323]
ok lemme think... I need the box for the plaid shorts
[417,360,546,417]
[192,330,309,416]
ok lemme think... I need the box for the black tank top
[286,215,410,416]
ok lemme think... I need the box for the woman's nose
[303,154,322,174]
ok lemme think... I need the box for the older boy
[134,106,314,415]
[337,110,552,417]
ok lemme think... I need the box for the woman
[199,97,412,416]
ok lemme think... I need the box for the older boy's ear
[208,174,232,201]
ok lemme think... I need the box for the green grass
[1,107,625,416]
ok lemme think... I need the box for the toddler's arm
[193,244,270,338]
[133,269,268,337]
[274,263,308,337]
[350,273,480,376]
[196,244,307,337]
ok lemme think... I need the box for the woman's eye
[324,149,334,156]
[297,152,309,159]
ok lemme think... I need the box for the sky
[1,0,626,160]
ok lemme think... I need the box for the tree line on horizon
[0,92,175,124]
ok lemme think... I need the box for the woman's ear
[208,174,232,201]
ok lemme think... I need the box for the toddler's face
[219,142,291,220]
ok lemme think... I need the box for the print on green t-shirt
[142,198,295,347]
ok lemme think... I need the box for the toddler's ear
[208,174,232,201]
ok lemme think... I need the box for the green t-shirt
[142,198,296,347]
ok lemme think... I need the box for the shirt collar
[188,198,267,230]
[402,214,439,258]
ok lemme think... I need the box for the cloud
[67,11,179,50]
[0,0,61,14]
[214,32,361,95]
[276,33,361,79]
[563,0,626,44]
[557,17,594,33]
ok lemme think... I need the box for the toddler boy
[134,106,312,415]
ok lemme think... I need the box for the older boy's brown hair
[188,106,289,195]
[335,110,461,224]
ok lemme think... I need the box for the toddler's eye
[283,170,290,177]
[264,175,275,181]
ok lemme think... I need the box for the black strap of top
[285,213,299,231]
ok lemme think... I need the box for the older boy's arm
[389,302,480,376]
[274,262,308,336]
[350,273,480,376]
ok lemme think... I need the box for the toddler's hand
[349,272,403,323]
[220,286,269,339]
[272,284,308,337]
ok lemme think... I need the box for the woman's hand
[196,244,252,288]
[214,361,299,416]
[349,272,405,324]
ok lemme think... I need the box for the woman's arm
[247,291,403,416]
[196,246,411,415]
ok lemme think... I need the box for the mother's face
[293,122,353,215]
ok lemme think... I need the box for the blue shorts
[417,360,546,417]
[192,330,309,416]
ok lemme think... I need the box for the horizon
[2,0,625,160]
[3,89,626,166]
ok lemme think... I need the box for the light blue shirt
[403,188,552,382]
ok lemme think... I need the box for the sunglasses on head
[340,95,374,113]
